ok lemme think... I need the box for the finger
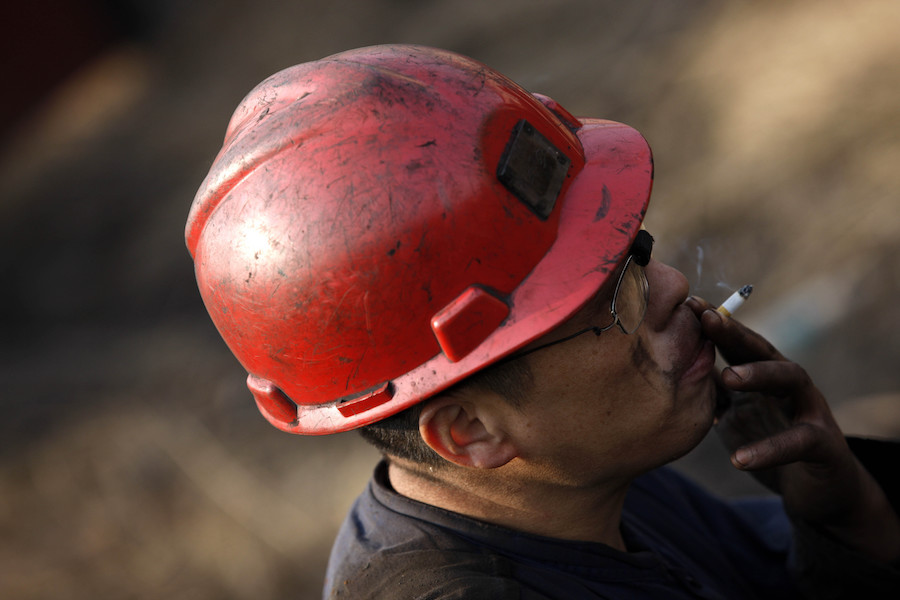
[721,361,818,422]
[716,391,793,440]
[685,295,715,317]
[731,423,819,471]
[700,308,786,365]
[721,361,812,394]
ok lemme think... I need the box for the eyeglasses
[505,230,653,361]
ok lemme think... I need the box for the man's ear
[418,396,518,469]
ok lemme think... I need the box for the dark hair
[357,357,534,467]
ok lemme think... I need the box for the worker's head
[186,45,705,468]
[360,230,718,484]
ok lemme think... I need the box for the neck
[387,459,631,551]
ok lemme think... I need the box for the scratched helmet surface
[185,45,653,434]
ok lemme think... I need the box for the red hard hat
[186,45,652,434]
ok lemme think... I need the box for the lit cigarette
[716,284,753,317]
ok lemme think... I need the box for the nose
[643,259,690,331]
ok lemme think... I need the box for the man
[185,45,899,598]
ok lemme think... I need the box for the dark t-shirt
[325,463,797,599]
[324,438,900,599]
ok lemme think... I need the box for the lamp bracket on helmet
[497,120,572,220]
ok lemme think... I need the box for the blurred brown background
[2,1,898,598]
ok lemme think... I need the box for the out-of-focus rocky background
[2,1,898,597]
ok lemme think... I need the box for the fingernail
[733,447,752,468]
[727,365,748,382]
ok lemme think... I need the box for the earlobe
[419,397,518,469]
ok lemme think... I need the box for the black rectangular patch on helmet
[497,120,571,220]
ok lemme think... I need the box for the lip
[680,337,716,383]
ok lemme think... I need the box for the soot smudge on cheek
[630,336,681,396]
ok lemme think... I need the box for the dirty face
[503,258,718,487]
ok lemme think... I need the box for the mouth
[676,307,717,383]
[680,337,716,383]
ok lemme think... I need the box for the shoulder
[324,462,522,599]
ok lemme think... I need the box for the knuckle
[768,435,792,461]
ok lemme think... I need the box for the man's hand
[686,296,900,564]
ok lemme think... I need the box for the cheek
[523,332,676,438]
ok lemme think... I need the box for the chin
[670,378,718,459]
[694,377,719,430]
[662,420,715,467]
